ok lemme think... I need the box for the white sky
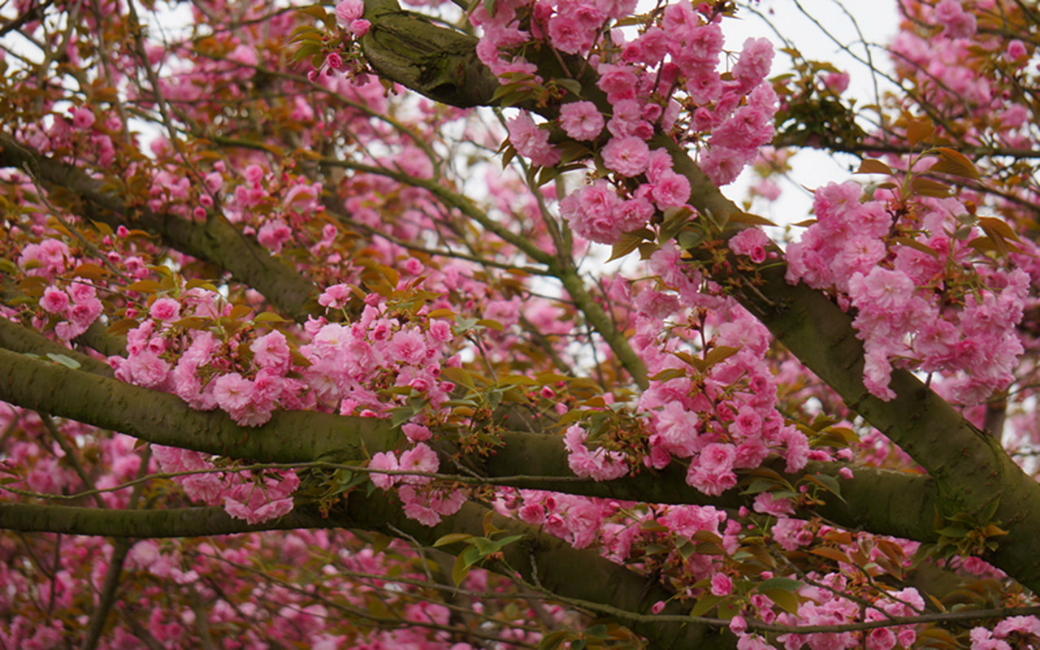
[726,0,902,227]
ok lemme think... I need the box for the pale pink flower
[558,101,604,141]
[335,0,364,27]
[710,573,733,596]
[369,451,399,490]
[651,170,691,209]
[398,442,438,484]
[601,136,650,177]
[732,38,774,89]
[729,228,770,264]
[507,112,560,167]
[753,492,794,516]
[213,372,253,412]
[318,283,352,309]
[251,330,291,372]
[40,286,69,314]
[389,329,428,365]
[67,282,97,303]
[149,297,181,322]
[402,423,432,443]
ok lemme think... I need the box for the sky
[725,0,903,226]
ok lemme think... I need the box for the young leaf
[929,148,980,180]
[855,159,893,176]
[906,119,935,147]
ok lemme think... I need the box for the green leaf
[538,630,573,650]
[728,212,777,227]
[452,552,474,586]
[758,577,804,591]
[764,588,801,614]
[433,533,474,548]
[608,228,653,262]
[46,353,81,369]
[910,177,952,198]
[980,497,1001,524]
[557,79,583,97]
[689,594,723,617]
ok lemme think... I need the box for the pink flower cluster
[632,292,810,494]
[563,424,628,481]
[786,182,1029,403]
[766,581,924,650]
[38,282,104,341]
[151,445,299,525]
[970,616,1040,650]
[368,444,469,525]
[471,0,777,246]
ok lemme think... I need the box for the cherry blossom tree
[3,0,1040,648]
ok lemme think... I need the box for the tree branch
[0,134,322,322]
[0,498,730,649]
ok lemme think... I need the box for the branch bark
[0,498,729,649]
[0,322,940,544]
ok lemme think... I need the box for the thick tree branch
[0,346,399,463]
[0,498,729,649]
[0,134,322,322]
[0,325,940,544]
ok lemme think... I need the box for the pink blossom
[1007,39,1028,62]
[507,112,560,167]
[970,628,1011,650]
[732,38,774,89]
[558,101,604,141]
[729,228,770,264]
[40,286,69,314]
[213,373,253,413]
[753,492,794,516]
[402,423,432,443]
[125,349,170,388]
[601,136,650,177]
[710,573,733,596]
[72,107,96,130]
[548,14,593,54]
[559,180,623,244]
[67,282,96,304]
[934,0,976,38]
[651,170,691,209]
[389,329,428,365]
[654,401,699,457]
[67,298,102,328]
[149,298,181,322]
[398,442,439,484]
[350,18,370,36]
[369,451,399,490]
[399,485,443,525]
[335,0,364,27]
[428,319,452,342]
[258,221,292,253]
[251,330,291,371]
[319,283,352,309]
